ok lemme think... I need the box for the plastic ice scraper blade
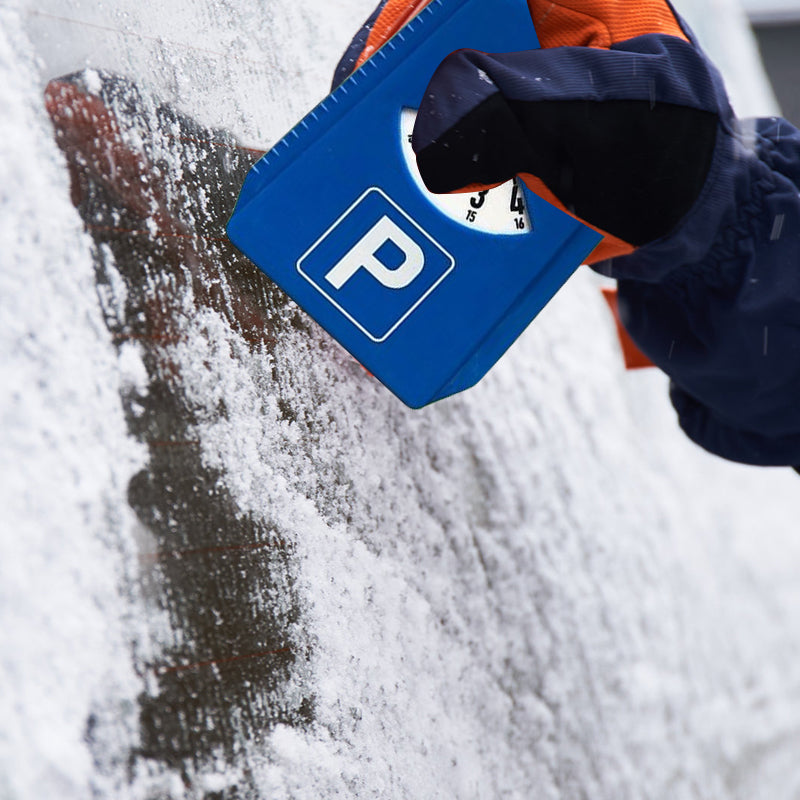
[226,0,602,408]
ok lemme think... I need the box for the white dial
[400,107,531,235]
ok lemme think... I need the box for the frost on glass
[3,0,800,798]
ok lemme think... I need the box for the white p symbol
[324,216,424,290]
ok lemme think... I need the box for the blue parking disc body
[227,0,601,408]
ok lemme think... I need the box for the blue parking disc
[227,0,601,408]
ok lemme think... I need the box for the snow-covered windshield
[1,0,798,797]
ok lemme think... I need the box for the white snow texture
[1,0,799,798]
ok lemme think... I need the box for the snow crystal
[118,342,149,393]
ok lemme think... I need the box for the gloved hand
[336,1,800,469]
[335,0,733,265]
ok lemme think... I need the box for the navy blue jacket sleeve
[599,114,800,466]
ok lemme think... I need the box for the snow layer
[2,0,800,798]
[0,12,145,799]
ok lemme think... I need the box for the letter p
[324,215,424,290]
